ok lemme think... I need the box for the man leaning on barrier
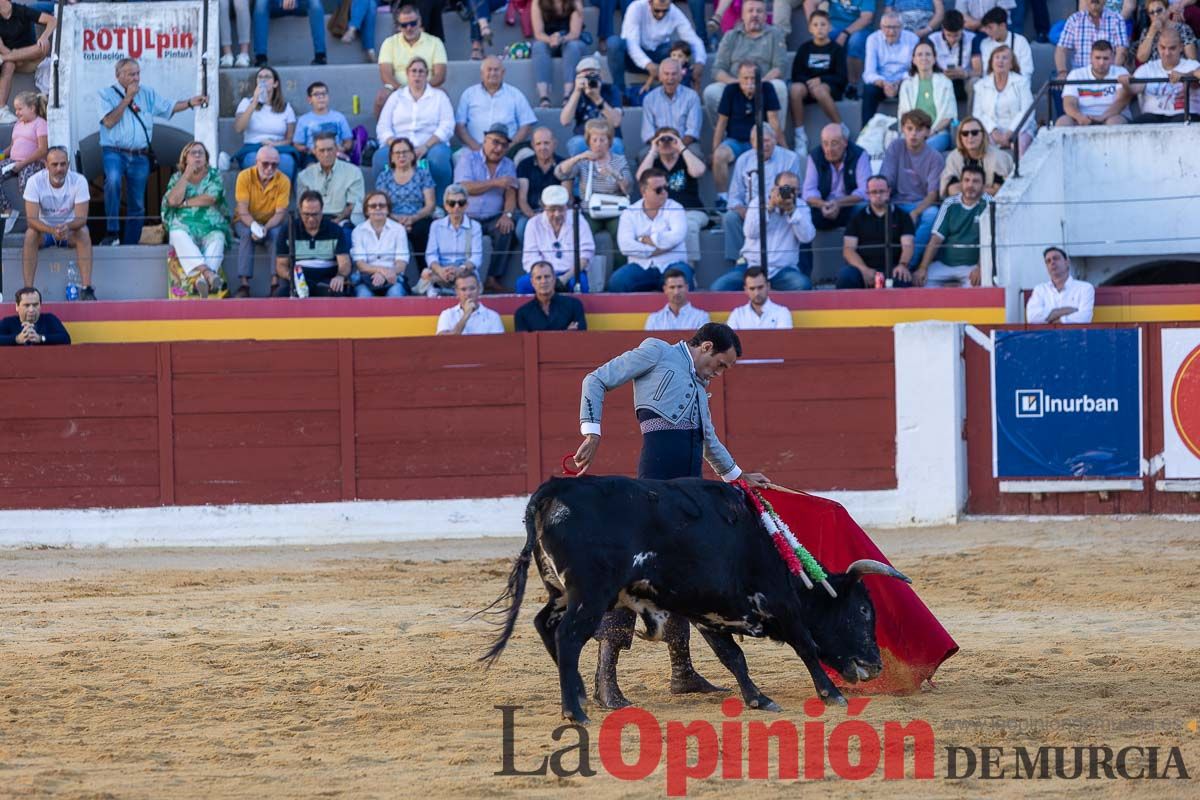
[1118,29,1200,124]
[1056,39,1131,127]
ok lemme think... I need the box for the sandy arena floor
[0,518,1197,798]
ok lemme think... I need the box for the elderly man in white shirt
[372,57,455,199]
[1026,247,1095,324]
[608,0,706,99]
[436,272,505,335]
[727,267,794,329]
[862,10,920,123]
[520,185,596,293]
[645,267,711,330]
[610,167,693,292]
[713,171,815,291]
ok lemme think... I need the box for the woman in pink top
[0,91,48,216]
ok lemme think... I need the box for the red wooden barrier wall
[0,330,896,510]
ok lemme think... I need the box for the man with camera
[561,57,624,156]
[711,171,814,291]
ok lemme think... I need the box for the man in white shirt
[713,171,815,291]
[721,126,802,267]
[435,272,505,334]
[453,57,537,160]
[610,168,692,292]
[970,7,1034,78]
[609,0,707,100]
[1057,39,1130,126]
[726,267,794,329]
[930,10,976,97]
[22,147,95,297]
[1026,247,1095,324]
[1118,29,1200,123]
[644,268,711,330]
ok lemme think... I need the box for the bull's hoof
[748,695,782,712]
[563,708,590,725]
[593,687,633,710]
[670,672,730,695]
[823,692,849,707]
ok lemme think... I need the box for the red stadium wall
[0,330,896,510]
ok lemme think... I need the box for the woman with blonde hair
[555,119,632,259]
[163,141,230,298]
[0,91,48,220]
[971,46,1034,155]
[939,115,1013,198]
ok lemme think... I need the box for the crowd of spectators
[8,0,1192,319]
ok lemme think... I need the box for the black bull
[480,476,912,723]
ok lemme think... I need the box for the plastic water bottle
[293,265,310,298]
[65,261,81,301]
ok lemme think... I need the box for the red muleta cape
[759,487,958,694]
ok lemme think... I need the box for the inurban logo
[1015,389,1120,419]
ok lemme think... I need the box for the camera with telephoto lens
[777,185,795,200]
[587,75,600,90]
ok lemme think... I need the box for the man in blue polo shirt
[98,58,206,246]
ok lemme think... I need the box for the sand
[0,518,1197,798]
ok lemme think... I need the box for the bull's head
[802,559,911,685]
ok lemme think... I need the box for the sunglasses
[398,19,420,28]
[367,202,389,209]
[445,199,466,207]
[960,129,983,137]
[649,185,667,194]
[260,161,280,168]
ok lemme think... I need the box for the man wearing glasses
[861,9,918,123]
[233,145,291,298]
[274,190,352,297]
[375,4,448,116]
[610,168,693,292]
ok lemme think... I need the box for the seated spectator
[469,0,509,61]
[713,170,814,291]
[561,57,625,156]
[521,185,594,293]
[0,91,48,215]
[972,46,1035,154]
[375,5,448,116]
[376,137,436,269]
[958,0,1011,32]
[1136,0,1197,66]
[351,191,410,297]
[900,41,957,151]
[517,127,566,240]
[1057,39,1131,125]
[0,0,53,123]
[836,174,916,289]
[99,58,207,246]
[802,0,874,89]
[233,145,291,298]
[970,7,1034,77]
[930,10,976,99]
[1054,0,1130,80]
[703,0,790,122]
[721,125,801,265]
[789,11,847,153]
[514,260,589,331]
[218,0,252,68]
[275,191,352,297]
[894,0,943,37]
[939,115,1013,197]
[914,165,990,287]
[436,271,505,334]
[253,0,326,65]
[455,57,537,160]
[1119,30,1200,122]
[421,184,485,296]
[669,40,698,88]
[294,82,353,167]
[298,132,366,234]
[234,67,299,182]
[454,123,518,293]
[375,58,455,201]
[713,62,785,210]
[862,9,919,122]
[1026,246,1095,323]
[555,119,633,253]
[636,126,708,263]
[640,58,703,155]
[0,287,69,345]
[611,168,692,292]
[609,0,707,100]
[802,123,869,231]
[644,267,710,329]
[879,110,944,265]
[532,0,589,105]
[162,141,230,299]
[340,0,380,62]
[21,147,94,298]
[726,266,794,329]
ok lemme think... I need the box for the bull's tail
[475,494,542,667]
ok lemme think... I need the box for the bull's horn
[846,559,912,584]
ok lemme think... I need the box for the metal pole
[288,211,298,297]
[201,0,210,107]
[754,67,768,273]
[52,0,65,109]
[883,203,892,280]
[572,199,581,292]
[988,199,998,284]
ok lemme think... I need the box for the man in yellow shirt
[374,4,448,116]
[233,145,292,297]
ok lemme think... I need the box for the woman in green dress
[163,142,231,298]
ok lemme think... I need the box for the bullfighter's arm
[578,338,664,436]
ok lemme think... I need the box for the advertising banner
[49,1,218,157]
[992,329,1143,478]
[1160,328,1200,479]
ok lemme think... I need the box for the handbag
[583,159,628,220]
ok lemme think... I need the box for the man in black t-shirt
[0,0,55,122]
[514,261,588,332]
[837,175,916,289]
[712,62,783,211]
[516,127,565,240]
[789,11,847,154]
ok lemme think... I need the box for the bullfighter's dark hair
[690,322,742,357]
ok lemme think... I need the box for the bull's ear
[846,559,912,584]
